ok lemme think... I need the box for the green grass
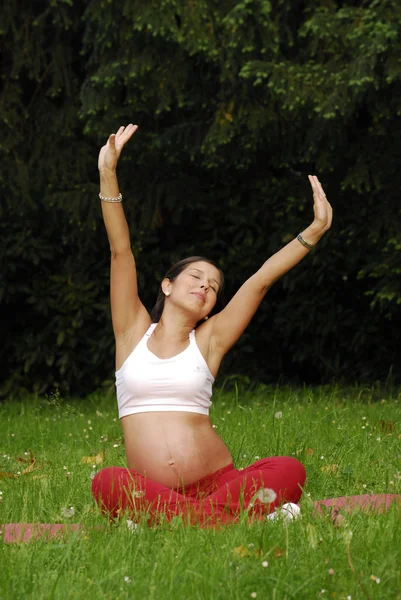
[1,384,401,599]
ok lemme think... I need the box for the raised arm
[99,125,151,342]
[209,176,333,356]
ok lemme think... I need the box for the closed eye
[190,272,218,292]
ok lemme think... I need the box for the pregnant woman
[92,124,333,528]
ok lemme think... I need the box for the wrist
[99,166,117,179]
[301,223,326,246]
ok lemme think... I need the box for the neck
[156,311,196,341]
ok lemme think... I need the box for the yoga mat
[2,494,401,543]
[0,523,84,544]
[313,493,401,515]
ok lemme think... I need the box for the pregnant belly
[120,412,233,488]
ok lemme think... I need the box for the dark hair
[150,256,225,324]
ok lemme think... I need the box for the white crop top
[116,323,215,418]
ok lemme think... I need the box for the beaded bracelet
[99,192,123,203]
[297,233,314,250]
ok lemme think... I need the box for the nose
[200,279,209,291]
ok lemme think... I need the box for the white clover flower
[60,506,75,518]
[127,520,138,532]
[257,488,277,504]
[262,561,268,568]
[124,576,131,584]
[251,593,257,599]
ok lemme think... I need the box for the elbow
[110,244,132,259]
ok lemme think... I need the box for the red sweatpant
[92,457,306,528]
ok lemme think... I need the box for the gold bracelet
[99,192,122,203]
[297,233,314,250]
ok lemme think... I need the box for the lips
[191,292,205,302]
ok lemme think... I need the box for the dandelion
[370,575,380,584]
[132,490,145,498]
[274,411,283,419]
[60,506,75,518]
[262,561,268,568]
[65,472,71,478]
[257,488,277,504]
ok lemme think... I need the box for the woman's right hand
[98,124,138,173]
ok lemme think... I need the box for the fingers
[308,175,326,201]
[115,123,138,145]
[309,174,333,230]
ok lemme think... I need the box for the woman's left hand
[308,175,333,233]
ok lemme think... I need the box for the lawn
[1,384,400,599]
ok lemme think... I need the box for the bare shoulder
[115,310,152,371]
[193,317,224,378]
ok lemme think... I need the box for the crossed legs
[92,456,306,528]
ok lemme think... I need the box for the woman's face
[164,261,221,320]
